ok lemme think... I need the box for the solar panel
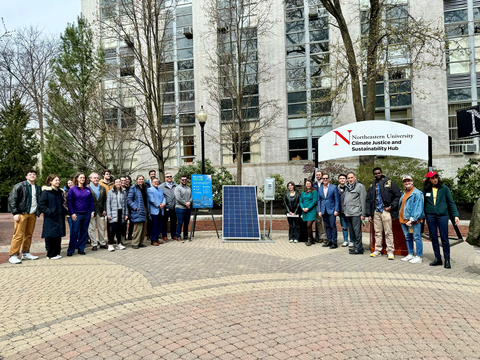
[222,185,261,241]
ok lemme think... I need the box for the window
[448,103,474,153]
[120,55,134,77]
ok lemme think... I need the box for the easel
[189,207,219,241]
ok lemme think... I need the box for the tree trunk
[236,151,242,185]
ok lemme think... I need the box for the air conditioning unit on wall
[309,6,318,19]
[183,26,193,39]
[462,143,478,154]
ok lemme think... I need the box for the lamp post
[197,105,207,175]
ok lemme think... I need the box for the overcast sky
[2,0,80,36]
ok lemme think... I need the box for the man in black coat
[8,170,42,264]
[366,167,401,260]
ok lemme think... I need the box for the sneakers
[409,256,422,264]
[342,241,348,247]
[293,240,298,243]
[289,239,294,243]
[9,255,22,264]
[22,253,39,260]
[47,255,62,260]
[116,244,126,250]
[108,245,115,252]
[370,251,380,258]
[388,253,394,260]
[349,242,354,247]
[401,254,414,262]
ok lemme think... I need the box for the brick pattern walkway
[1,217,480,359]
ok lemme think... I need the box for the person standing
[466,197,480,256]
[127,175,149,249]
[300,180,318,246]
[159,173,177,241]
[66,173,95,256]
[88,173,107,251]
[106,178,128,251]
[284,181,301,243]
[175,175,192,241]
[7,170,42,264]
[366,167,401,260]
[312,170,327,243]
[423,171,459,268]
[317,173,340,249]
[63,179,74,233]
[344,172,367,255]
[145,170,156,188]
[147,178,166,245]
[99,169,114,193]
[39,175,66,260]
[337,174,351,247]
[124,175,134,240]
[399,175,424,264]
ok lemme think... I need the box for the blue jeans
[151,214,163,243]
[339,213,349,242]
[68,212,91,254]
[175,208,191,239]
[426,214,450,260]
[322,212,337,243]
[401,222,423,257]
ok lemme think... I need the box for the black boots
[429,258,442,266]
[444,259,451,269]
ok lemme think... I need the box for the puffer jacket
[466,197,480,247]
[399,188,424,222]
[8,180,42,216]
[106,189,129,223]
[127,184,149,223]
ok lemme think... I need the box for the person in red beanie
[423,171,459,269]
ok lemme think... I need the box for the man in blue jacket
[147,178,166,245]
[317,173,340,248]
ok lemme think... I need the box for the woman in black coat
[39,174,66,259]
[284,181,302,243]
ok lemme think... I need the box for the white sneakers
[293,240,298,243]
[9,255,21,264]
[388,253,394,260]
[108,245,115,252]
[401,254,422,263]
[409,256,422,264]
[47,255,62,260]
[22,253,39,260]
[116,244,126,250]
[349,242,354,247]
[370,251,380,258]
[401,254,414,262]
[289,239,294,243]
[342,241,348,247]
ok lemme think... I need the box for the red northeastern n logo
[333,130,352,146]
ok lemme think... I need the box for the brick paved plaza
[1,214,480,359]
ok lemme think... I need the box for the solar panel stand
[261,200,273,241]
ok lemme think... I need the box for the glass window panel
[286,46,306,57]
[285,0,303,9]
[447,88,471,101]
[287,79,306,91]
[475,7,480,21]
[288,103,307,115]
[165,93,175,103]
[445,9,468,24]
[375,96,385,108]
[389,80,411,93]
[310,42,329,54]
[390,108,412,120]
[308,17,328,30]
[375,111,386,120]
[286,20,304,33]
[286,8,304,21]
[179,81,194,91]
[176,16,192,26]
[177,36,193,48]
[311,126,331,136]
[177,48,194,60]
[162,115,176,125]
[287,57,306,69]
[178,70,194,81]
[311,116,331,127]
[243,96,259,107]
[179,91,194,101]
[288,118,307,128]
[288,91,307,103]
[445,24,469,38]
[221,110,232,121]
[390,93,412,107]
[309,30,329,42]
[447,48,470,62]
[448,61,470,74]
[286,33,305,45]
[243,84,259,95]
[289,149,308,161]
[287,68,306,80]
[180,114,196,124]
[178,60,194,70]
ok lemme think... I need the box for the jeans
[347,216,363,251]
[162,208,177,238]
[287,216,300,241]
[68,212,91,254]
[151,214,163,243]
[401,222,423,257]
[339,213,349,242]
[322,212,338,244]
[175,208,191,239]
[426,214,450,259]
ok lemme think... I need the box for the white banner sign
[318,120,429,162]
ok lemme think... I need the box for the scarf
[346,180,357,192]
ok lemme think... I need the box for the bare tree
[0,26,58,147]
[316,0,444,123]
[202,0,281,184]
[97,0,183,182]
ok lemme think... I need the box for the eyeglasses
[165,176,172,178]
[322,177,329,180]
[181,178,187,181]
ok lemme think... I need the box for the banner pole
[428,136,433,172]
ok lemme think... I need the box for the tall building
[81,0,480,184]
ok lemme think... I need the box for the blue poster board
[192,174,213,209]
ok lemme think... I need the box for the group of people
[284,168,460,268]
[7,169,193,264]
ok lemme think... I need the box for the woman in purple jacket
[66,173,95,256]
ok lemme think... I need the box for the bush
[259,174,288,202]
[453,159,480,204]
[174,159,235,207]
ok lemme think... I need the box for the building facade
[81,0,480,184]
